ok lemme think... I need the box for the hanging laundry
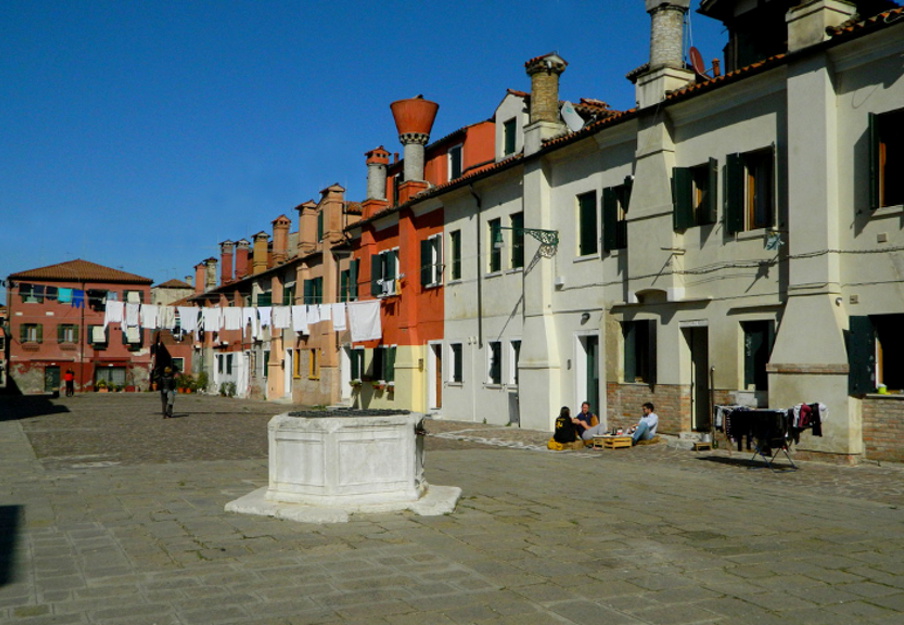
[331,303,347,331]
[58,288,73,304]
[258,306,272,328]
[271,306,291,329]
[104,300,124,329]
[347,300,381,342]
[72,290,85,308]
[242,307,258,340]
[291,305,308,334]
[177,306,199,334]
[307,304,321,324]
[201,307,222,332]
[140,304,159,330]
[158,306,176,330]
[222,307,243,331]
[318,304,332,322]
[125,303,140,327]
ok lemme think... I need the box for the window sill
[484,271,503,279]
[424,282,442,290]
[870,204,904,218]
[447,279,463,286]
[573,254,599,264]
[446,381,463,387]
[865,392,904,399]
[734,228,772,242]
[484,383,503,389]
[505,267,523,275]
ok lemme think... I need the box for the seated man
[632,402,659,445]
[573,402,606,441]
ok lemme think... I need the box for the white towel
[104,301,123,329]
[201,307,222,332]
[158,306,176,330]
[318,304,332,322]
[347,300,381,342]
[222,307,243,331]
[125,303,140,327]
[331,303,347,331]
[291,305,308,334]
[307,304,321,324]
[178,307,199,334]
[140,304,159,329]
[242,307,258,340]
[258,306,272,328]
[272,306,291,329]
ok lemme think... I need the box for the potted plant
[372,380,386,392]
[195,371,209,394]
[95,379,108,393]
[349,379,363,389]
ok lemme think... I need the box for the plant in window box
[386,381,395,393]
[349,379,363,389]
[372,380,386,391]
[95,380,108,393]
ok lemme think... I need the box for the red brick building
[5,259,154,394]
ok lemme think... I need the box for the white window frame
[425,234,443,288]
[508,339,521,385]
[448,144,463,180]
[378,247,400,296]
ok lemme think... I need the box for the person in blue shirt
[632,402,659,444]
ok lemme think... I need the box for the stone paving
[1,393,903,624]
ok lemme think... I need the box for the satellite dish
[560,101,584,132]
[689,46,708,78]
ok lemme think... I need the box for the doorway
[576,334,600,417]
[44,366,60,393]
[428,342,442,411]
[684,326,711,431]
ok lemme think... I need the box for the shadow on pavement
[0,396,71,421]
[0,505,22,587]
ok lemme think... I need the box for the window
[303,277,323,304]
[123,326,142,347]
[340,260,360,302]
[256,291,272,307]
[317,211,325,241]
[577,191,598,256]
[726,147,775,233]
[488,341,502,385]
[371,249,399,296]
[488,218,502,273]
[623,320,656,384]
[350,347,365,381]
[509,340,521,385]
[673,159,718,229]
[450,343,463,383]
[19,284,44,304]
[847,314,904,394]
[94,366,126,387]
[226,354,233,375]
[88,325,108,348]
[172,357,185,373]
[603,177,633,251]
[869,109,904,209]
[308,348,320,380]
[510,212,524,269]
[373,345,396,382]
[448,144,463,180]
[283,284,296,306]
[58,324,78,344]
[20,323,43,343]
[87,289,108,312]
[262,350,270,378]
[124,290,144,304]
[420,234,443,288]
[503,118,517,156]
[742,321,774,391]
[217,354,224,374]
[449,230,462,280]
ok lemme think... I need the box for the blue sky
[1,1,727,303]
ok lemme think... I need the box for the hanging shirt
[271,306,291,329]
[201,307,222,332]
[158,306,176,330]
[331,303,347,331]
[125,303,140,327]
[242,307,258,340]
[177,306,199,334]
[58,288,73,304]
[291,305,308,334]
[72,290,85,308]
[307,304,321,325]
[222,307,243,331]
[347,300,381,342]
[258,306,272,328]
[104,301,124,329]
[140,304,159,330]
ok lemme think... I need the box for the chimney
[646,1,690,71]
[204,258,218,292]
[296,200,318,254]
[390,95,439,182]
[786,0,856,53]
[523,52,567,155]
[185,275,193,287]
[252,232,269,275]
[219,240,234,285]
[271,215,291,264]
[194,263,205,295]
[366,146,390,200]
[234,239,250,279]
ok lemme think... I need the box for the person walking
[159,367,176,419]
[63,369,75,397]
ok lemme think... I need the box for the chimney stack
[366,146,390,200]
[252,232,269,275]
[390,96,439,182]
[234,239,250,279]
[523,52,567,155]
[204,257,218,292]
[194,263,205,295]
[271,215,291,264]
[646,0,690,70]
[219,240,234,285]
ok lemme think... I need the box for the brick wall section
[606,383,691,434]
[862,396,904,463]
[650,4,686,69]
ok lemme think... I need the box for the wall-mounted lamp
[580,312,591,324]
[492,225,559,250]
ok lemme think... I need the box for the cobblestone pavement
[1,393,903,624]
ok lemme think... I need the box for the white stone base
[225,484,462,524]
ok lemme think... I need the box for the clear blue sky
[1,1,727,303]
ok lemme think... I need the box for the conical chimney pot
[390,96,439,137]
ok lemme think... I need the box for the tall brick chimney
[252,232,269,275]
[390,96,439,182]
[366,146,390,200]
[296,200,318,254]
[220,240,234,285]
[234,239,250,279]
[194,263,205,295]
[523,53,567,155]
[271,215,291,264]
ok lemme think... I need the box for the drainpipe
[469,185,483,349]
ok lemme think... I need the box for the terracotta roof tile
[155,279,193,289]
[829,6,903,37]
[8,259,153,284]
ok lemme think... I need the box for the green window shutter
[602,187,618,252]
[303,280,313,305]
[503,118,516,155]
[646,320,657,386]
[57,324,65,343]
[317,211,324,240]
[453,345,463,382]
[868,113,880,210]
[672,167,694,230]
[350,260,359,300]
[578,193,598,255]
[420,239,431,286]
[623,322,636,382]
[847,316,876,395]
[340,270,348,302]
[705,157,719,224]
[351,350,360,380]
[451,231,462,279]
[315,278,323,303]
[386,346,396,382]
[510,212,524,268]
[725,152,744,234]
[371,254,381,296]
